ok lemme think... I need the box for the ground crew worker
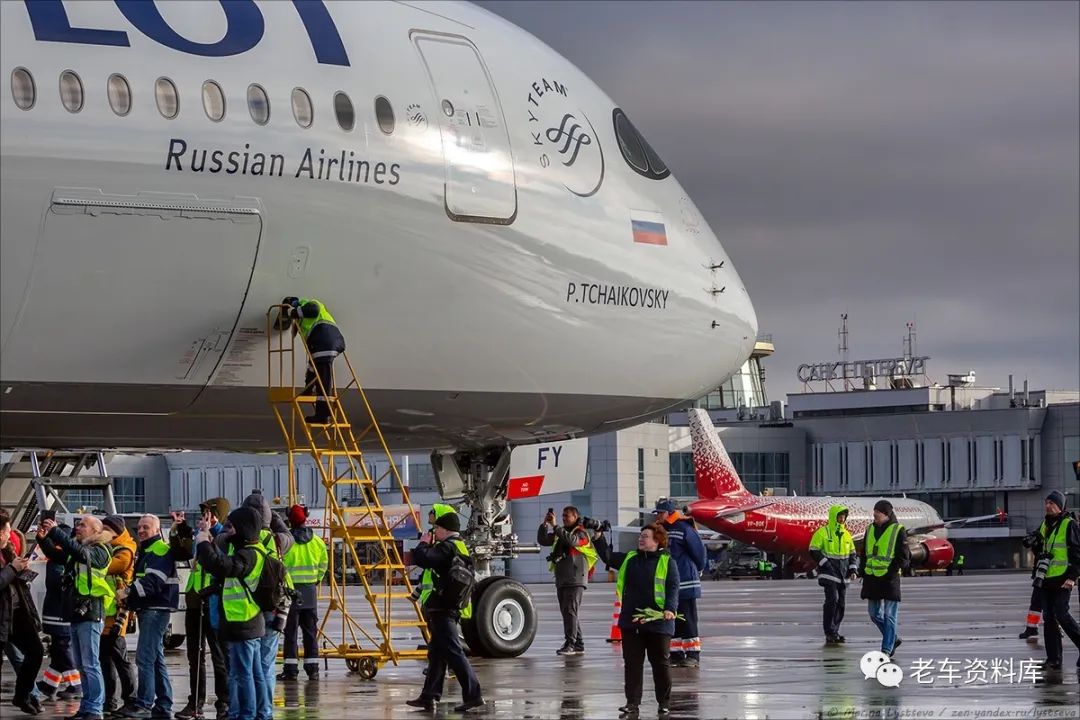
[279,504,328,682]
[99,515,137,716]
[808,505,858,644]
[1036,490,1080,670]
[116,514,188,719]
[282,297,346,425]
[39,515,116,720]
[174,497,231,720]
[612,523,680,719]
[654,499,705,667]
[537,506,600,656]
[859,500,910,658]
[195,507,270,720]
[956,554,965,576]
[35,520,82,702]
[406,509,484,713]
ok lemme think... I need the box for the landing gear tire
[464,577,536,658]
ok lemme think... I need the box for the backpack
[243,546,290,612]
[440,546,475,612]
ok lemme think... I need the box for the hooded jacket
[47,524,116,623]
[196,507,266,641]
[809,505,859,587]
[104,528,137,634]
[243,491,294,559]
[659,511,706,600]
[1,543,41,645]
[858,518,910,602]
[37,523,74,634]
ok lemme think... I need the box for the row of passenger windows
[9,67,397,134]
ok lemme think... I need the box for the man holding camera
[38,514,116,720]
[100,515,137,717]
[1035,491,1080,670]
[537,506,601,656]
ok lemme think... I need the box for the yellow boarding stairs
[265,305,429,679]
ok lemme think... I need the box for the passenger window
[375,95,394,134]
[11,67,35,110]
[202,80,225,122]
[155,77,179,119]
[334,91,354,131]
[291,87,313,128]
[59,70,83,113]
[612,108,670,180]
[247,84,269,125]
[107,74,132,116]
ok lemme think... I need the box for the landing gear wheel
[356,657,378,680]
[469,577,536,658]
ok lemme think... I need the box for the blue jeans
[258,616,280,720]
[71,620,105,717]
[135,610,173,712]
[4,644,41,701]
[868,599,900,653]
[228,639,267,720]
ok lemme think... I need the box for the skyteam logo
[526,77,605,198]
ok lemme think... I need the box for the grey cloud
[478,1,1079,398]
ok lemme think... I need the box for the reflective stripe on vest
[1040,517,1072,579]
[77,543,114,600]
[283,536,328,586]
[864,523,903,577]
[616,551,671,609]
[547,528,598,573]
[222,544,265,623]
[297,298,337,338]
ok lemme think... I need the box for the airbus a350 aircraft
[0,0,757,454]
[684,409,1005,573]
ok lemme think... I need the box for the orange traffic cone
[606,591,623,643]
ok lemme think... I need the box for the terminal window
[669,451,790,496]
[64,476,145,514]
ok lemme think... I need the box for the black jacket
[412,534,468,616]
[47,526,114,623]
[196,507,266,641]
[858,520,910,602]
[1039,512,1080,589]
[612,549,680,635]
[0,546,41,645]
[36,528,73,633]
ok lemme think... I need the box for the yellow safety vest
[76,543,114,600]
[103,545,133,617]
[222,544,266,623]
[1040,517,1072,579]
[547,527,599,574]
[283,536,328,586]
[616,550,671,608]
[186,562,213,593]
[297,298,337,338]
[864,523,903,577]
[417,505,458,607]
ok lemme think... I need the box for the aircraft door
[412,31,517,223]
[2,190,262,413]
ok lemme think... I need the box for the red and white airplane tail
[688,408,752,500]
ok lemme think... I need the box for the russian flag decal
[630,210,667,246]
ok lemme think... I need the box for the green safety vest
[297,298,337,338]
[222,543,266,623]
[259,529,295,590]
[616,551,671,609]
[283,536,329,586]
[76,542,114,601]
[1040,517,1072,579]
[547,527,599,574]
[864,523,903,577]
[957,555,965,566]
[417,505,458,607]
[103,544,132,617]
[186,561,213,593]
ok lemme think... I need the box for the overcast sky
[479,1,1079,399]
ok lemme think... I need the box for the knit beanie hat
[1046,490,1067,512]
[873,500,894,515]
[434,512,460,533]
[287,504,309,528]
[102,515,126,535]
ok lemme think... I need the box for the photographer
[38,514,116,720]
[537,506,601,656]
[35,519,82,701]
[1035,491,1080,670]
[99,515,137,716]
[1019,530,1043,639]
[1,509,44,715]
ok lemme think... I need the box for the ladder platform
[315,449,365,457]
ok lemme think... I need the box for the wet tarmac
[4,573,1077,719]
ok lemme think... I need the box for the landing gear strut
[431,447,540,658]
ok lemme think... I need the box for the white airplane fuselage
[0,1,757,451]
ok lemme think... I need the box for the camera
[269,591,294,633]
[599,520,612,533]
[1021,532,1039,550]
[1033,553,1051,588]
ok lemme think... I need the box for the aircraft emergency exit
[0,0,756,453]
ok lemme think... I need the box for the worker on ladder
[282,297,346,425]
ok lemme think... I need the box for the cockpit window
[612,108,670,180]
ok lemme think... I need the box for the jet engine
[907,536,954,569]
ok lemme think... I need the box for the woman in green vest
[858,500,910,658]
[1037,490,1080,670]
[612,523,680,718]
